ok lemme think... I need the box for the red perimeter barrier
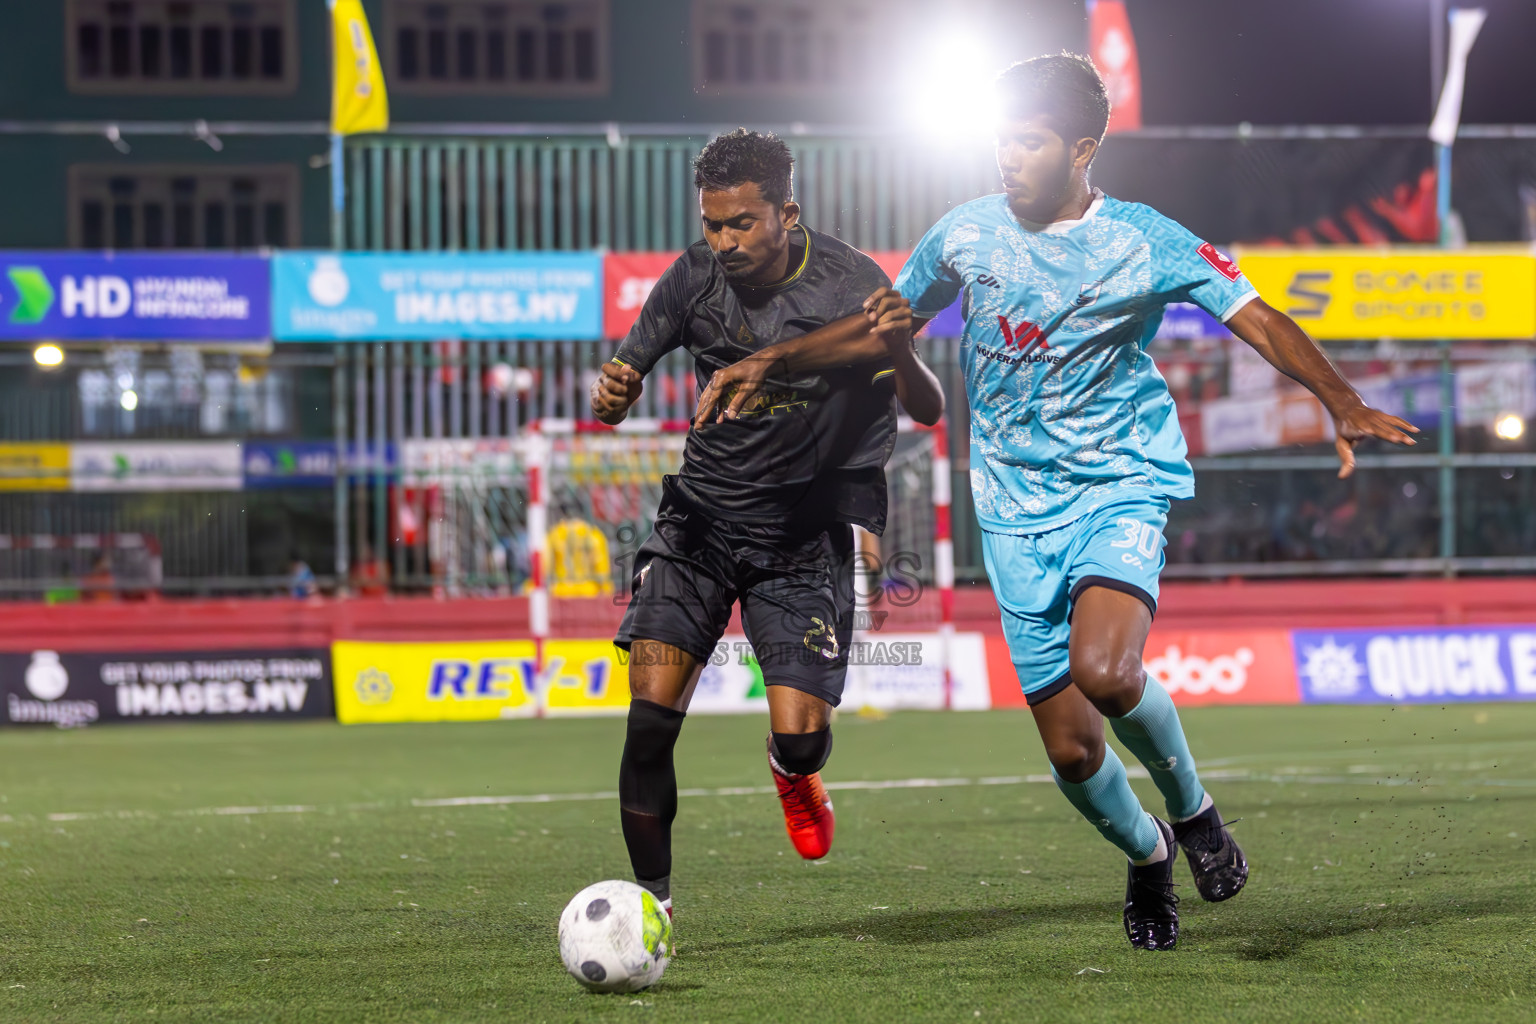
[3,577,1535,653]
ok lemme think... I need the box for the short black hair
[996,52,1111,149]
[693,128,795,207]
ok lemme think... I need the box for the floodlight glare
[120,389,139,412]
[906,31,1005,141]
[33,344,64,367]
[1494,412,1525,441]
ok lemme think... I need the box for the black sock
[618,698,686,903]
[769,728,833,776]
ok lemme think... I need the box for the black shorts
[615,482,855,707]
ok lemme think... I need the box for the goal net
[399,420,940,611]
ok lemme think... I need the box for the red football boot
[768,740,835,859]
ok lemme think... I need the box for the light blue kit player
[892,54,1419,950]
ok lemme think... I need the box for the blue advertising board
[0,252,269,341]
[272,252,603,341]
[1293,626,1536,704]
[243,440,396,487]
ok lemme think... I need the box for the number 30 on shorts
[1109,517,1161,567]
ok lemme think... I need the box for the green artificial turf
[1,704,1533,1023]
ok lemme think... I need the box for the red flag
[1089,0,1142,133]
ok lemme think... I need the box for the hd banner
[0,253,269,341]
[273,252,603,341]
[0,648,333,728]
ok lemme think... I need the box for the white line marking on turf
[18,768,1536,825]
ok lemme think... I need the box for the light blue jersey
[894,191,1258,534]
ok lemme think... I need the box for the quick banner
[0,648,333,727]
[1293,626,1536,704]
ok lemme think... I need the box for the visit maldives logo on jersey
[1197,242,1243,283]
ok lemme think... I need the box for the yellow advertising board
[1233,246,1536,340]
[331,638,629,724]
[0,443,70,492]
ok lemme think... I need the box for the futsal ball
[558,880,672,993]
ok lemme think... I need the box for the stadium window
[140,24,163,76]
[231,22,254,78]
[693,0,873,94]
[70,166,299,250]
[67,0,296,95]
[385,1,609,95]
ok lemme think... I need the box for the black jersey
[614,225,897,534]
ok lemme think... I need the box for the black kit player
[701,58,1419,949]
[590,129,946,918]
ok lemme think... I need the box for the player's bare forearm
[869,300,943,425]
[1225,299,1361,416]
[1226,298,1418,477]
[888,341,945,425]
[694,291,929,427]
[747,313,889,376]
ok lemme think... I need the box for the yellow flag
[330,0,388,136]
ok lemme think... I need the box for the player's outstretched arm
[864,287,944,426]
[693,309,896,427]
[591,359,644,425]
[1225,299,1420,478]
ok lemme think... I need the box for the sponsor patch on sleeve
[1197,242,1243,283]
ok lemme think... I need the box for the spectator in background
[288,553,318,599]
[349,543,390,597]
[82,552,116,603]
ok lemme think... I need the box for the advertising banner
[986,629,1300,709]
[1233,247,1536,340]
[604,252,679,341]
[331,638,631,723]
[604,250,965,340]
[0,253,269,341]
[0,443,71,492]
[1143,630,1300,706]
[273,252,603,341]
[1293,625,1536,704]
[72,441,243,492]
[241,441,396,487]
[0,648,332,727]
[243,440,338,488]
[843,632,990,710]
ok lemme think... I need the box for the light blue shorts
[981,495,1169,705]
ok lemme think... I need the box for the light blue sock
[1109,675,1207,820]
[1051,745,1160,861]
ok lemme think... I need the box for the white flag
[1428,8,1487,147]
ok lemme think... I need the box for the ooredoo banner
[986,629,1300,708]
[0,648,333,727]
